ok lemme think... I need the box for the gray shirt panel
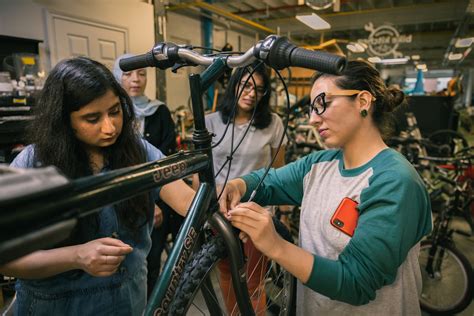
[206,112,287,185]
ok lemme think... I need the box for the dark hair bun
[385,88,406,112]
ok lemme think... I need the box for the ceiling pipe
[233,4,305,15]
[264,1,458,27]
[232,0,352,15]
[176,6,256,37]
[303,39,348,55]
[167,1,276,34]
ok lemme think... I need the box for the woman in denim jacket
[0,57,195,315]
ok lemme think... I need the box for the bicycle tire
[419,240,473,315]
[169,235,227,315]
[169,224,296,316]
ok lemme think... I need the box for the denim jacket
[10,140,164,316]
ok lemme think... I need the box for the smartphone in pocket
[330,197,359,237]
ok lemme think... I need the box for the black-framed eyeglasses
[310,90,362,115]
[239,81,268,97]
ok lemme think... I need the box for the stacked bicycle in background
[387,112,473,315]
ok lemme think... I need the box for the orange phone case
[330,197,359,237]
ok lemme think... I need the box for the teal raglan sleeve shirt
[241,151,317,205]
[241,151,432,305]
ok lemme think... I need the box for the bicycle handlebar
[119,35,346,74]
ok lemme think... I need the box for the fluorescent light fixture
[359,42,368,49]
[382,58,409,64]
[367,56,382,63]
[346,42,366,53]
[295,13,331,30]
[411,55,420,60]
[448,52,463,61]
[455,37,474,48]
[371,57,409,65]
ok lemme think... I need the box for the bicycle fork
[190,63,255,316]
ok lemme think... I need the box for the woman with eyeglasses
[220,60,432,315]
[205,61,287,315]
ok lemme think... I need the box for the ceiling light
[381,58,409,65]
[455,37,474,48]
[295,13,331,30]
[373,57,409,65]
[411,55,420,61]
[359,42,368,50]
[346,42,365,53]
[448,52,463,61]
[367,56,382,63]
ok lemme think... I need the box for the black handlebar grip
[267,36,346,75]
[266,36,295,70]
[290,48,346,75]
[119,51,156,72]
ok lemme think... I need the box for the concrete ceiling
[168,0,474,70]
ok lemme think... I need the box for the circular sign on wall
[360,23,413,58]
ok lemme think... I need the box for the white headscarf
[113,54,163,134]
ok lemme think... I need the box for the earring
[360,109,368,117]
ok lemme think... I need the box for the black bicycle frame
[0,152,207,264]
[0,58,256,316]
[145,58,254,316]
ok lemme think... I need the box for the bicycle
[0,35,345,315]
[416,151,474,315]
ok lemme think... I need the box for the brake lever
[171,61,198,73]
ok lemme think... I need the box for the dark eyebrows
[80,102,120,119]
[81,112,99,120]
[240,81,265,89]
[108,102,121,111]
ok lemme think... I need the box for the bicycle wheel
[428,129,469,157]
[419,240,473,315]
[169,235,227,315]
[169,224,296,316]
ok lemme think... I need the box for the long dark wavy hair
[28,57,150,243]
[217,61,272,129]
